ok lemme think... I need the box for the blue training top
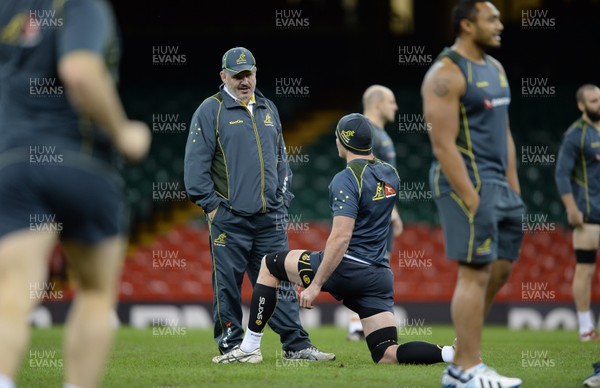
[0,0,119,164]
[555,118,600,224]
[371,125,396,167]
[329,158,400,268]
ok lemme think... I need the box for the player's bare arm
[505,117,521,195]
[59,51,150,161]
[422,59,479,214]
[391,207,403,237]
[299,215,354,308]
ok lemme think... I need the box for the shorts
[434,182,524,264]
[306,251,394,315]
[0,148,127,243]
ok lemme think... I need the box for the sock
[463,362,485,376]
[395,341,444,364]
[240,329,263,353]
[348,312,362,334]
[441,345,455,362]
[63,385,82,388]
[247,283,277,334]
[578,311,594,334]
[0,375,15,388]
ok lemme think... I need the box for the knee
[264,251,290,282]
[366,327,397,364]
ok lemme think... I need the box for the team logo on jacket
[372,182,397,201]
[213,233,227,247]
[264,114,274,127]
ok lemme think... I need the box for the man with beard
[184,47,333,362]
[555,84,600,342]
[421,1,524,386]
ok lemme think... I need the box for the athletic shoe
[584,362,600,387]
[580,330,600,342]
[347,330,365,341]
[441,363,522,388]
[211,345,262,364]
[284,346,336,361]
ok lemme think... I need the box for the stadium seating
[112,223,597,303]
[40,86,594,306]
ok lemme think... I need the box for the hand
[114,120,151,162]
[299,284,321,309]
[208,206,219,221]
[567,208,584,228]
[463,192,480,216]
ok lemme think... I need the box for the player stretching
[212,113,455,366]
[422,1,523,386]
[347,85,403,341]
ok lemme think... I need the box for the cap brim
[223,65,256,75]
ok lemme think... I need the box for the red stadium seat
[116,224,589,304]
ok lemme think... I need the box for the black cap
[335,113,373,155]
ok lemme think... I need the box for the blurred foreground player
[422,0,523,386]
[212,113,455,366]
[0,1,151,387]
[555,84,600,342]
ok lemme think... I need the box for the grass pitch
[19,325,599,387]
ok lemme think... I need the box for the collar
[223,85,256,107]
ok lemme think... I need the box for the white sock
[348,313,362,333]
[463,362,485,376]
[63,384,82,388]
[0,375,15,388]
[240,329,263,353]
[578,311,595,334]
[441,345,455,363]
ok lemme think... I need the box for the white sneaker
[212,345,262,364]
[442,364,522,388]
[284,346,336,361]
[584,362,600,387]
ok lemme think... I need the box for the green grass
[18,325,599,387]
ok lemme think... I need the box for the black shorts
[305,251,394,316]
[0,149,127,243]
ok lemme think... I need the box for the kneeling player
[212,113,454,365]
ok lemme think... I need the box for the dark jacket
[184,85,294,216]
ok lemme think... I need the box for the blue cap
[221,47,256,75]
